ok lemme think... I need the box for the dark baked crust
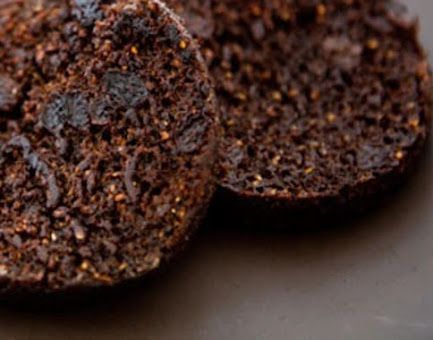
[0,0,217,292]
[168,0,432,226]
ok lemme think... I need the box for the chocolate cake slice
[0,0,217,292]
[168,0,432,225]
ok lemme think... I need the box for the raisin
[41,93,90,133]
[3,135,61,208]
[71,0,103,27]
[41,96,69,133]
[68,93,90,129]
[90,99,112,125]
[102,71,148,108]
[176,115,210,154]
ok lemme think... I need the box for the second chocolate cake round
[168,0,432,225]
[0,0,217,292]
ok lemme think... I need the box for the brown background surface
[1,0,433,339]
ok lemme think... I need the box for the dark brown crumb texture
[0,0,217,292]
[167,0,433,222]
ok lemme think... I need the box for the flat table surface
[1,1,433,339]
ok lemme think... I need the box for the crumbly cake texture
[167,0,432,223]
[0,0,217,292]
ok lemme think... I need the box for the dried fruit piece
[102,71,148,108]
[40,92,91,133]
[72,0,103,27]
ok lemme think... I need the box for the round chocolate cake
[168,0,432,225]
[0,0,218,292]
